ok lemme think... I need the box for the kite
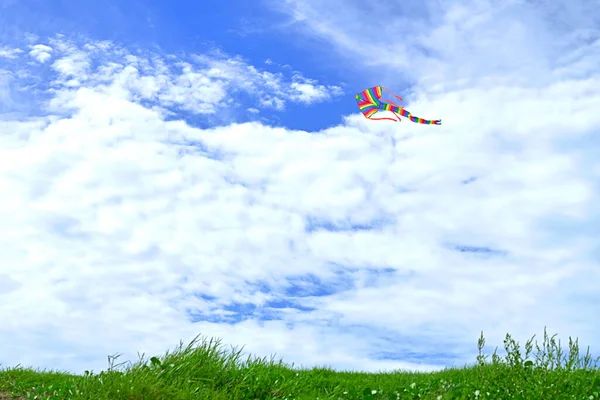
[355,85,441,125]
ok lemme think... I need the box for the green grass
[1,328,599,399]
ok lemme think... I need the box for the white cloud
[0,38,341,122]
[289,75,343,104]
[1,1,600,378]
[266,0,600,89]
[0,46,22,59]
[29,44,53,63]
[0,69,12,104]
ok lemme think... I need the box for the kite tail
[382,104,441,125]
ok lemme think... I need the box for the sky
[0,0,599,375]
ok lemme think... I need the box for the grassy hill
[1,328,599,399]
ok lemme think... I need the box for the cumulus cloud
[2,37,343,122]
[28,44,53,63]
[1,0,600,378]
[289,75,343,104]
[0,47,23,59]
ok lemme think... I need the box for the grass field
[1,328,599,399]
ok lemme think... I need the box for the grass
[1,328,599,399]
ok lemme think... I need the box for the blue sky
[1,0,600,375]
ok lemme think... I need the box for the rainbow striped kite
[355,86,441,125]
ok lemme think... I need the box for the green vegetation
[1,328,599,399]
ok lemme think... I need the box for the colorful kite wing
[355,85,441,125]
